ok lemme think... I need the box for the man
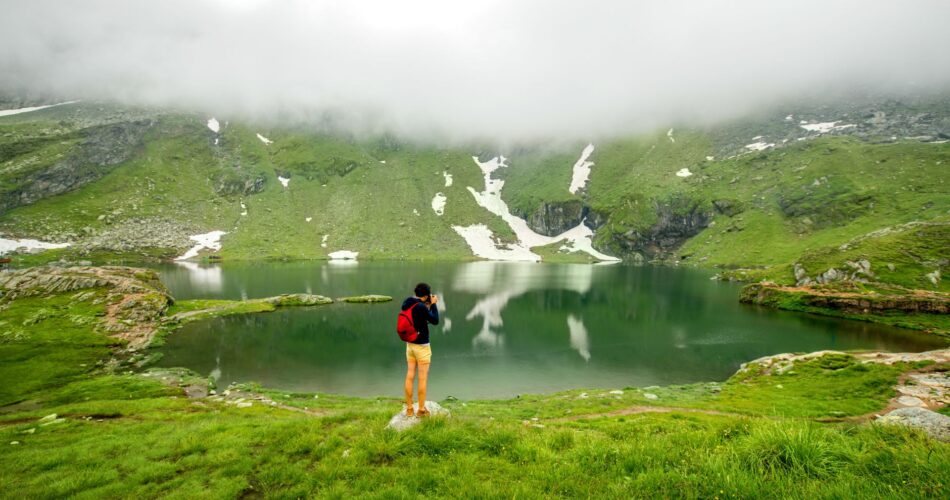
[402,282,439,417]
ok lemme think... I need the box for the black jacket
[401,297,439,345]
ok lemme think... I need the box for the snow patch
[278,176,290,188]
[443,171,453,187]
[207,118,220,133]
[457,155,619,262]
[451,225,540,262]
[568,143,595,194]
[800,121,855,134]
[675,168,693,178]
[431,192,447,216]
[752,135,763,141]
[0,101,80,118]
[667,128,675,143]
[240,201,247,216]
[328,250,358,261]
[706,156,715,161]
[785,114,794,121]
[413,209,420,216]
[256,133,273,145]
[379,160,386,164]
[0,236,70,254]
[321,235,329,248]
[305,217,312,222]
[745,141,774,152]
[176,231,226,260]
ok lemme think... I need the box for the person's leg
[416,362,430,415]
[404,359,417,416]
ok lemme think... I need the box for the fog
[2,0,950,143]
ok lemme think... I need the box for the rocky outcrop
[0,266,169,302]
[740,282,950,315]
[387,401,450,431]
[212,172,266,196]
[1,120,154,214]
[878,408,950,442]
[607,195,713,259]
[516,200,588,237]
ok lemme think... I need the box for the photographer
[401,282,439,417]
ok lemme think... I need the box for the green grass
[3,288,949,497]
[0,291,118,406]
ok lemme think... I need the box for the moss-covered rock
[339,295,392,303]
[266,294,333,307]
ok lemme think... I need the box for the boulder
[386,401,450,431]
[878,407,950,442]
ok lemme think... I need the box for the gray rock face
[386,401,450,431]
[606,195,713,260]
[517,200,588,237]
[1,120,155,214]
[878,407,950,442]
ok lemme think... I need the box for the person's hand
[429,294,439,305]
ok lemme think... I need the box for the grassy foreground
[1,278,949,498]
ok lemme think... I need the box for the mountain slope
[0,96,948,290]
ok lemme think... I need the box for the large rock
[1,120,155,215]
[878,407,950,442]
[386,401,450,431]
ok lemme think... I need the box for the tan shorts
[406,343,432,364]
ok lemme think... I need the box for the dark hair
[414,282,431,298]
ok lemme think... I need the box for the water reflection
[567,315,591,361]
[456,262,594,352]
[173,261,223,292]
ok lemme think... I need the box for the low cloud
[2,0,949,143]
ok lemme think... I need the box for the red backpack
[396,302,420,342]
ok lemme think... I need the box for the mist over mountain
[3,0,950,143]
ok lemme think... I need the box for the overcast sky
[2,0,950,142]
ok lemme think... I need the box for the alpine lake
[154,261,944,400]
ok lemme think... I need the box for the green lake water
[155,261,944,399]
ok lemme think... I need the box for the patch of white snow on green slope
[0,101,80,117]
[453,154,619,263]
[256,133,273,145]
[431,192,447,216]
[176,231,226,260]
[568,143,595,194]
[0,236,70,254]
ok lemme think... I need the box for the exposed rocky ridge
[606,195,714,260]
[1,119,154,214]
[707,91,950,159]
[0,265,169,302]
